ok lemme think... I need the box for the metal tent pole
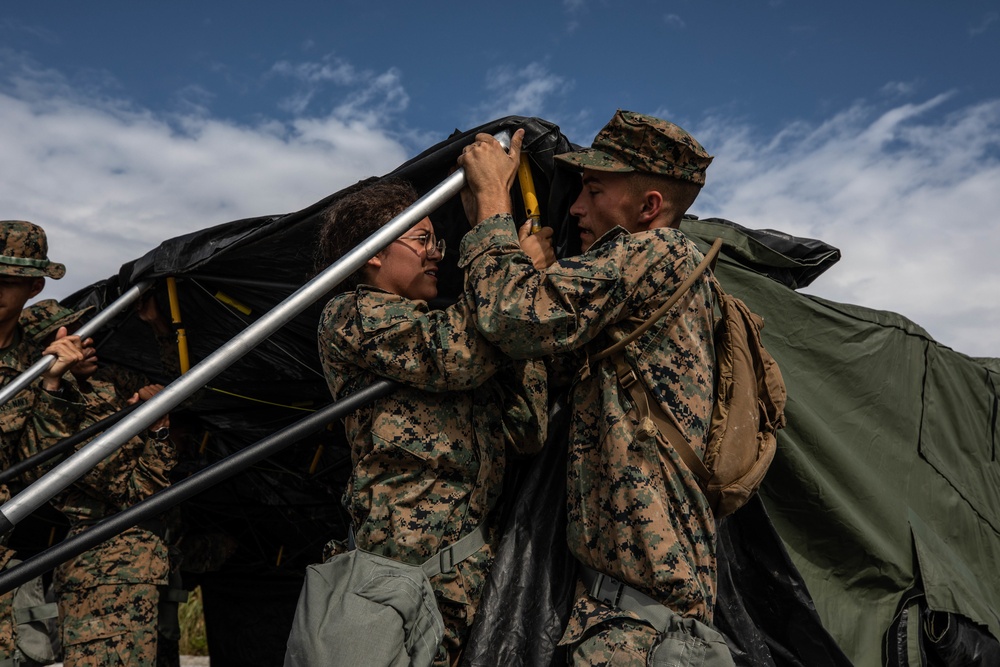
[0,129,510,535]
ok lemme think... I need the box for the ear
[28,278,45,299]
[367,254,383,270]
[636,190,664,229]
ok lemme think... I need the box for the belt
[347,523,488,579]
[580,565,675,634]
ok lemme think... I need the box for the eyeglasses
[398,232,446,260]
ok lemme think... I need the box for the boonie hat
[555,110,714,186]
[0,220,66,279]
[19,299,94,343]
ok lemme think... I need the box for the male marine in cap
[0,220,90,659]
[458,111,733,665]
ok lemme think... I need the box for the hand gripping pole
[0,280,154,408]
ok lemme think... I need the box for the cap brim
[0,262,65,280]
[554,148,636,173]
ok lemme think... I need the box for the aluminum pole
[0,379,398,595]
[0,129,511,535]
[0,280,153,407]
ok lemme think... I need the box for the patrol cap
[0,221,66,279]
[555,110,714,186]
[19,299,94,343]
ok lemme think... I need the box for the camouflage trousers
[59,583,158,667]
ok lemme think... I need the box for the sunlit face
[569,169,643,252]
[370,217,442,302]
[0,276,43,329]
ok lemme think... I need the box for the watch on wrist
[148,426,170,442]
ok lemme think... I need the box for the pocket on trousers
[62,609,128,646]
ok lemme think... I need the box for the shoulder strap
[611,353,712,483]
[592,238,723,363]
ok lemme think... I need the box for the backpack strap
[611,352,712,484]
[594,238,723,484]
[591,237,723,364]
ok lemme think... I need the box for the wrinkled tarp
[49,114,999,665]
[679,224,1000,667]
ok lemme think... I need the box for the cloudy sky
[1,1,997,356]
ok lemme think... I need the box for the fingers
[518,220,532,242]
[137,384,165,402]
[507,128,524,163]
[41,334,86,387]
[518,225,557,270]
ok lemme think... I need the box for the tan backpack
[595,238,787,518]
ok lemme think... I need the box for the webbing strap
[348,522,488,579]
[612,353,711,484]
[580,565,674,634]
[421,524,488,579]
[13,601,58,625]
[592,237,722,363]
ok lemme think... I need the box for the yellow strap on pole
[165,277,191,374]
[517,154,542,233]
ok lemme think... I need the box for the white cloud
[269,56,409,120]
[473,63,572,125]
[0,53,409,302]
[695,94,1000,357]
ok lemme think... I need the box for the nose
[426,243,443,261]
[569,190,586,218]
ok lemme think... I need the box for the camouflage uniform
[319,286,547,665]
[0,221,83,665]
[16,301,176,667]
[459,112,732,665]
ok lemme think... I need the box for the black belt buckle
[589,572,625,610]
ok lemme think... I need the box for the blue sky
[1,1,998,356]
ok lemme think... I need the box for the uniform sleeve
[75,381,176,509]
[458,214,691,359]
[85,433,175,510]
[319,289,506,396]
[23,379,176,509]
[495,358,549,457]
[17,380,87,472]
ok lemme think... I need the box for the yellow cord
[206,386,317,412]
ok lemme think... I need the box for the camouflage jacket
[459,214,717,629]
[20,371,175,589]
[318,286,548,608]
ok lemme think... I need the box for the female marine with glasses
[314,178,551,666]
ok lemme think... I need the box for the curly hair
[316,178,419,293]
